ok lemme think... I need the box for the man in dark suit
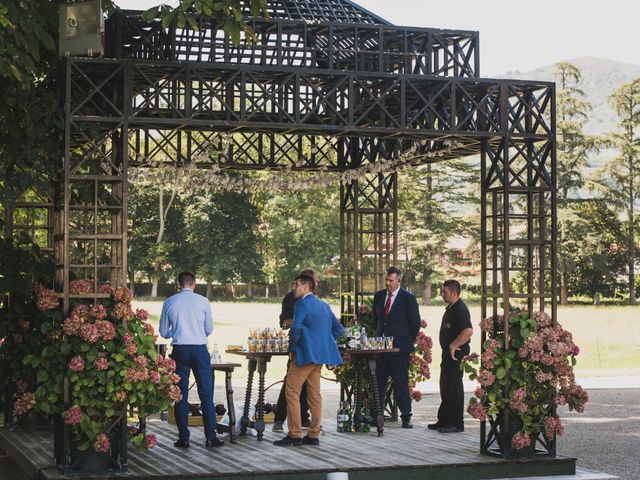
[374,266,421,428]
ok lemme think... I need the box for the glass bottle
[337,402,344,432]
[211,344,221,363]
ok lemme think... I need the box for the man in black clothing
[272,270,317,432]
[429,279,473,433]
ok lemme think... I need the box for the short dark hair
[178,271,196,287]
[387,266,403,279]
[300,269,317,291]
[443,279,461,295]
[295,274,315,291]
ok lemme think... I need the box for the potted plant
[23,280,181,471]
[461,309,588,458]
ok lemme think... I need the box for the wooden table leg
[225,370,237,443]
[240,358,257,435]
[353,357,362,432]
[368,357,384,436]
[255,359,268,441]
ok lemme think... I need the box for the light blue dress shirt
[159,288,213,345]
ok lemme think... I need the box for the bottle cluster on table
[338,323,393,351]
[246,327,288,353]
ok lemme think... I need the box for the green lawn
[134,300,640,393]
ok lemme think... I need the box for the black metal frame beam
[107,12,479,78]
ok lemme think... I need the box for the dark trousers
[275,359,309,423]
[171,345,217,441]
[437,352,465,429]
[376,352,412,419]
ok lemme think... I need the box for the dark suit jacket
[373,288,421,354]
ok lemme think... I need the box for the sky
[120,0,639,76]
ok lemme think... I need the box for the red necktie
[384,293,393,318]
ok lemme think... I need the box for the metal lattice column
[480,82,557,457]
[56,59,129,312]
[340,171,397,323]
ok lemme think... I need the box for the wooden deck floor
[0,420,575,480]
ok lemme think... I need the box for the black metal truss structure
[3,0,558,465]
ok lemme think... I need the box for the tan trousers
[285,361,322,439]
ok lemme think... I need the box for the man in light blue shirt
[159,271,223,449]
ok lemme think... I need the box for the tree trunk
[560,274,569,305]
[128,270,135,296]
[246,281,253,297]
[628,202,636,305]
[151,269,159,298]
[265,284,269,299]
[422,277,432,305]
[230,284,235,297]
[593,292,601,305]
[206,280,213,300]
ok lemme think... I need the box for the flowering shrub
[333,299,432,403]
[0,284,63,424]
[23,281,180,453]
[462,309,588,453]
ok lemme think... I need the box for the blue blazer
[373,288,420,354]
[289,294,344,366]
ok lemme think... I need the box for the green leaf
[142,6,160,23]
[496,367,506,380]
[36,370,49,383]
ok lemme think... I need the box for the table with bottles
[336,324,399,436]
[225,328,290,441]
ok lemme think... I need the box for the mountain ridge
[497,57,640,136]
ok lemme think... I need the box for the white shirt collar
[387,286,400,298]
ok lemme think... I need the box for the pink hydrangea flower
[511,431,531,450]
[93,433,110,453]
[14,392,36,416]
[64,405,84,425]
[70,279,93,295]
[143,434,157,449]
[68,355,85,372]
[94,357,109,371]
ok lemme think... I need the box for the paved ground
[406,388,639,480]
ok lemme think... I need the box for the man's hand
[281,319,293,329]
[450,343,461,361]
[288,352,294,361]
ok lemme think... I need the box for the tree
[184,190,263,298]
[399,159,479,304]
[553,62,600,304]
[0,1,266,211]
[592,78,640,304]
[563,200,627,304]
[258,183,340,295]
[128,182,191,297]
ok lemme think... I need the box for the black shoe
[438,425,464,433]
[427,421,445,430]
[301,419,310,428]
[205,438,225,448]
[401,419,414,429]
[273,435,302,447]
[174,439,190,448]
[302,435,319,446]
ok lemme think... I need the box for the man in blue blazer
[374,266,421,428]
[274,274,344,447]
